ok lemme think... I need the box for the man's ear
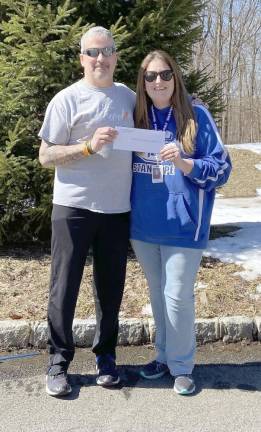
[79,54,84,67]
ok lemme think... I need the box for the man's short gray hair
[80,27,116,53]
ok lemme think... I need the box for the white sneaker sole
[96,376,120,386]
[173,383,195,395]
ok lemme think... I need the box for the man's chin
[91,72,113,87]
[94,70,107,79]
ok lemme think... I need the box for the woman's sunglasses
[82,47,116,58]
[144,69,174,82]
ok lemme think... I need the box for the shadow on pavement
[65,361,261,400]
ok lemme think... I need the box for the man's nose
[97,52,104,61]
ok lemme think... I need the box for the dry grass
[0,249,260,320]
[196,257,261,318]
[220,148,261,198]
[0,148,261,320]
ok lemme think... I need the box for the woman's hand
[90,127,118,153]
[160,143,182,164]
[160,143,194,174]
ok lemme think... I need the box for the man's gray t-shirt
[39,80,135,213]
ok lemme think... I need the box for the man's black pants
[48,204,130,368]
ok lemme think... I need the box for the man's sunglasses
[82,47,116,58]
[144,70,174,82]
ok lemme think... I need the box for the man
[39,27,135,397]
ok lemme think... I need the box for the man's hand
[90,127,118,153]
[191,93,209,108]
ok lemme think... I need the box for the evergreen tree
[0,0,130,244]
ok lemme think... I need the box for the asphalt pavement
[0,342,260,432]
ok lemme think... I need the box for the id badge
[152,165,164,183]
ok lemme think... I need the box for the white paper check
[113,126,165,153]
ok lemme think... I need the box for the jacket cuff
[186,159,203,179]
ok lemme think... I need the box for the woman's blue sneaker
[174,375,195,395]
[140,360,169,379]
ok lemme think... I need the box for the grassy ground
[0,148,261,320]
[219,148,261,198]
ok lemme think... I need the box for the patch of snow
[206,188,261,280]
[142,304,152,316]
[249,293,261,301]
[208,143,261,281]
[195,282,208,291]
[227,142,261,154]
[205,219,261,280]
[256,284,261,294]
[211,197,261,224]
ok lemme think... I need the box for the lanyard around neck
[151,105,172,131]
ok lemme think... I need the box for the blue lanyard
[151,105,172,131]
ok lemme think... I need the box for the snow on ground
[205,143,261,281]
[227,142,261,154]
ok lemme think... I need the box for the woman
[131,50,232,395]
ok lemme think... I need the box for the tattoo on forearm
[39,142,85,167]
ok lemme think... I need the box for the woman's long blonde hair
[135,50,196,154]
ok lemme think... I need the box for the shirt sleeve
[186,105,232,191]
[38,94,71,145]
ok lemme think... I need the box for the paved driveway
[0,342,260,432]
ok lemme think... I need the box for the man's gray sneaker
[96,354,120,386]
[174,375,195,395]
[46,371,72,397]
[140,360,169,379]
